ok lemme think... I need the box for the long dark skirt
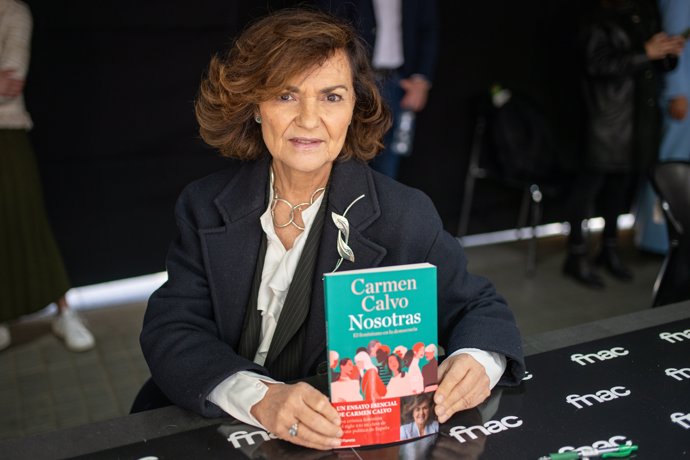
[0,129,70,323]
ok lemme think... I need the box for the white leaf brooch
[331,194,365,272]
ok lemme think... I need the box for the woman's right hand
[251,381,343,450]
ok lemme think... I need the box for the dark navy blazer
[141,157,525,417]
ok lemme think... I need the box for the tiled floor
[0,230,664,441]
[0,303,150,440]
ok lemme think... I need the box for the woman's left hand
[433,353,491,424]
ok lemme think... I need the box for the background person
[0,0,94,352]
[635,0,690,253]
[139,9,524,451]
[562,0,684,289]
[318,0,439,180]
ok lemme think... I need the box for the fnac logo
[659,329,690,343]
[448,416,523,443]
[227,430,278,448]
[665,367,690,381]
[565,386,631,409]
[558,435,632,454]
[570,347,629,366]
[671,412,690,429]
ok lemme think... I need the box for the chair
[649,160,690,307]
[457,88,557,276]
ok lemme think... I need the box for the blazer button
[647,98,655,107]
[631,14,640,23]
[317,361,328,375]
[645,69,653,79]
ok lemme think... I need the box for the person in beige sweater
[0,0,94,352]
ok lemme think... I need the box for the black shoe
[563,253,605,289]
[595,246,634,281]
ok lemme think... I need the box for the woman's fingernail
[336,429,343,437]
[436,405,445,416]
[435,394,445,404]
[331,439,342,448]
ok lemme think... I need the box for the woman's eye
[279,93,294,101]
[326,94,343,102]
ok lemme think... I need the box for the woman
[0,0,94,352]
[330,358,362,402]
[140,9,524,451]
[406,342,425,394]
[399,393,439,440]
[385,353,409,398]
[354,350,386,401]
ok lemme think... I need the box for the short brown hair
[195,8,391,161]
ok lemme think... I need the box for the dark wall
[399,0,584,234]
[23,0,583,286]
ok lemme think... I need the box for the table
[2,301,688,459]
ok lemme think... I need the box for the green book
[324,263,439,448]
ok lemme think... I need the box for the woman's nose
[295,100,320,128]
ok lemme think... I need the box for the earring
[255,115,262,124]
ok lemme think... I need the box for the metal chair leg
[457,116,487,237]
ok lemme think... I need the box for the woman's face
[341,360,353,375]
[258,49,355,179]
[413,401,430,426]
[388,355,399,374]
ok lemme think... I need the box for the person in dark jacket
[139,9,524,451]
[317,0,439,180]
[562,0,684,289]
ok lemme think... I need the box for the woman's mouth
[290,137,323,148]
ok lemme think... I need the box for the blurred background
[24,0,583,286]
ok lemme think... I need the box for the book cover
[323,263,439,448]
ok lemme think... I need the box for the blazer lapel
[263,193,327,369]
[200,157,270,346]
[301,160,387,375]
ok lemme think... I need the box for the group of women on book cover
[330,339,438,403]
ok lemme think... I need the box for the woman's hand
[433,354,491,424]
[669,95,688,120]
[251,381,343,450]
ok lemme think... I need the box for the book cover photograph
[323,263,439,448]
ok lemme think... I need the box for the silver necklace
[270,171,325,231]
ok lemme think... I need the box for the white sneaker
[0,324,10,351]
[52,309,95,352]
